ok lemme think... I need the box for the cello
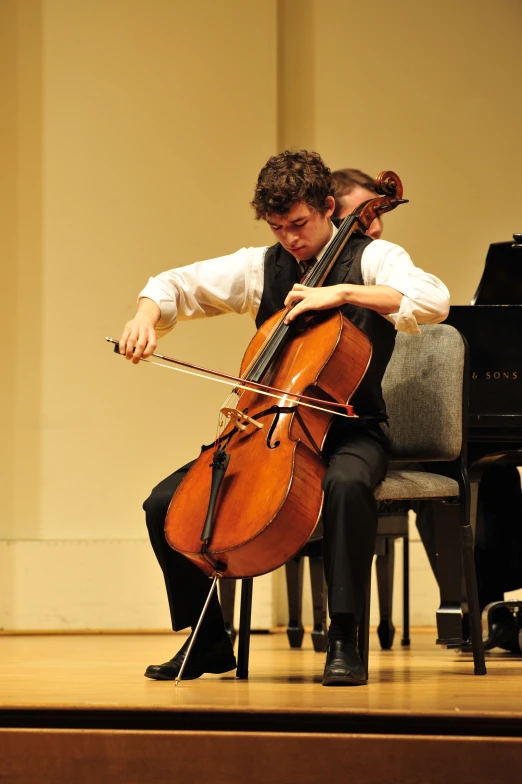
[164,173,407,581]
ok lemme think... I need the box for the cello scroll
[353,170,408,237]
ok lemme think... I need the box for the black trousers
[144,428,389,633]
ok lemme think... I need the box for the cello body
[165,308,371,578]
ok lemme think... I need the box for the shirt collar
[316,222,338,262]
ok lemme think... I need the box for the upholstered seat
[374,471,459,500]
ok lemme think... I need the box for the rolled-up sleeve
[361,240,450,335]
[138,246,267,337]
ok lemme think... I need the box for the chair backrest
[382,323,466,462]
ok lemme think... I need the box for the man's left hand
[284,284,348,324]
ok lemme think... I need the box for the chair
[358,323,486,676]
[231,324,487,678]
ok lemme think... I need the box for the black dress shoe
[145,634,237,681]
[322,640,367,686]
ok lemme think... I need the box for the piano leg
[308,540,328,653]
[375,536,396,650]
[219,579,237,645]
[432,501,467,644]
[415,500,439,580]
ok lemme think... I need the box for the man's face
[266,196,336,262]
[335,185,383,240]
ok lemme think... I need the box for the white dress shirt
[139,226,450,337]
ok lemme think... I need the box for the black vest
[255,234,396,423]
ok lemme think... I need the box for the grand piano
[432,233,522,644]
[447,233,522,454]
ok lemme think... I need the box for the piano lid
[471,233,522,305]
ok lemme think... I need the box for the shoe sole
[144,658,237,681]
[322,673,367,686]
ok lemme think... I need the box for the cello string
[139,357,355,419]
[243,229,344,378]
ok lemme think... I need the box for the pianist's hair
[331,168,377,219]
[251,150,334,220]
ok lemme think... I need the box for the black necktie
[299,257,316,282]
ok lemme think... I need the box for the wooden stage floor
[1,628,521,728]
[1,629,522,784]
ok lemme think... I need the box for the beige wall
[1,0,44,539]
[280,0,522,304]
[2,0,521,630]
[0,1,17,531]
[2,0,277,543]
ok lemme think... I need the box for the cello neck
[303,215,359,289]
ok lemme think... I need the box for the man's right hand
[118,300,160,364]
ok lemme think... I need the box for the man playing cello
[119,150,449,686]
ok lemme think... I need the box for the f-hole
[266,408,281,449]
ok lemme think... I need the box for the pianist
[333,172,522,653]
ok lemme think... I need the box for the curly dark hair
[251,150,334,219]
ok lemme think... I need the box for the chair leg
[358,577,371,679]
[401,534,411,646]
[376,537,396,649]
[308,540,328,653]
[285,554,305,648]
[218,579,237,645]
[236,578,253,679]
